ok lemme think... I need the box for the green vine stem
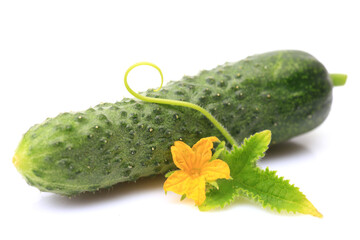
[124,62,238,146]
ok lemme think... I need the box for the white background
[1,0,359,239]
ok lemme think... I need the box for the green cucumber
[13,50,345,196]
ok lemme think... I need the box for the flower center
[189,168,201,178]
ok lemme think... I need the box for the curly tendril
[124,62,238,146]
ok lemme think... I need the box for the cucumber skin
[13,50,333,196]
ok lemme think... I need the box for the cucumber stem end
[330,73,347,86]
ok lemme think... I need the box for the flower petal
[201,159,230,182]
[171,141,195,171]
[191,137,219,168]
[163,170,190,195]
[186,176,206,206]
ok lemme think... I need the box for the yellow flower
[164,137,230,206]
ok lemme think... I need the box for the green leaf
[165,170,176,178]
[199,130,322,218]
[180,194,186,201]
[207,181,219,190]
[211,141,226,161]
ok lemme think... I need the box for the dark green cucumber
[13,50,337,196]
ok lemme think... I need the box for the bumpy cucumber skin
[13,50,333,196]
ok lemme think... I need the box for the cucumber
[13,50,341,196]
